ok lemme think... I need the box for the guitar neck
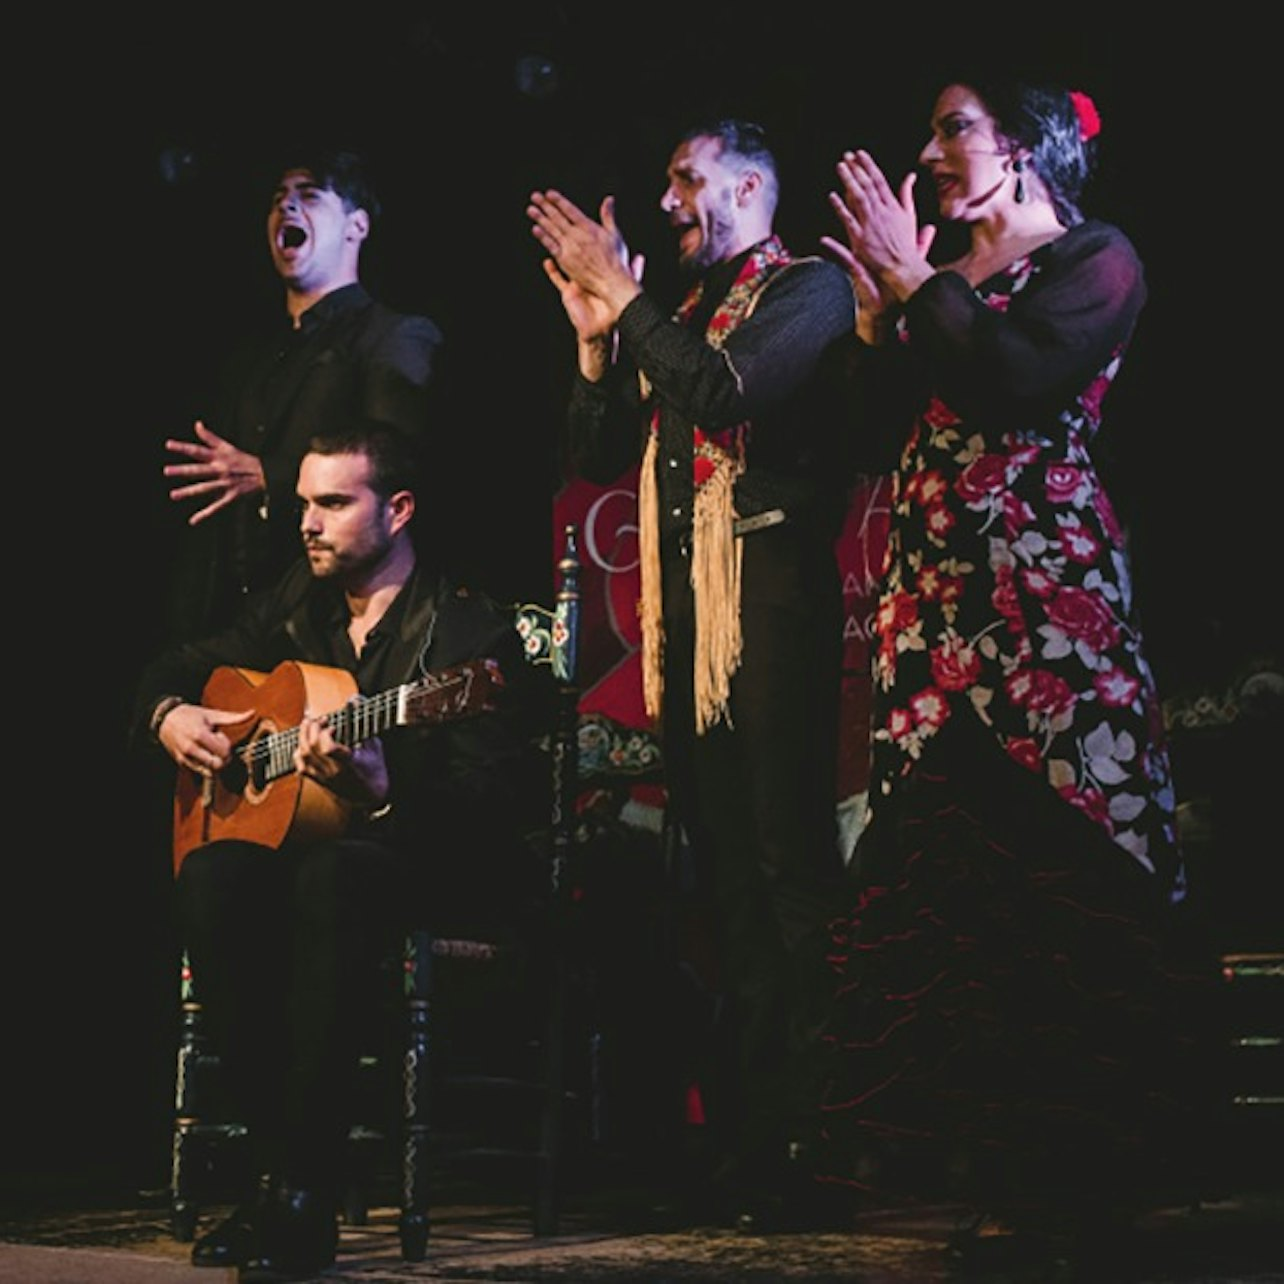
[173,657,499,874]
[252,687,407,786]
[242,661,495,788]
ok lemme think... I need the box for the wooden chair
[394,524,585,1257]
[169,525,587,1261]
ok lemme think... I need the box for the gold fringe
[690,448,744,733]
[637,432,746,734]
[635,241,795,736]
[638,431,665,723]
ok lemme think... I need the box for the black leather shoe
[191,1203,260,1268]
[241,1184,338,1282]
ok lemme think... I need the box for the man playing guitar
[133,422,545,1281]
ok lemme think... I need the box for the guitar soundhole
[242,722,278,801]
[221,753,250,797]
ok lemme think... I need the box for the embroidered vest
[638,236,793,734]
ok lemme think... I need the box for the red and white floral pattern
[869,255,1178,875]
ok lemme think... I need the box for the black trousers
[175,836,413,1196]
[660,524,846,1181]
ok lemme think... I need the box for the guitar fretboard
[236,670,481,786]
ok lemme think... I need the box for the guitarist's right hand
[158,702,250,778]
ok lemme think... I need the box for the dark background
[12,6,1274,1199]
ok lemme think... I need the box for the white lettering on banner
[584,489,641,574]
[843,608,877,644]
[839,500,891,601]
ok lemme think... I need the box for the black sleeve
[903,221,1146,424]
[129,564,309,749]
[258,311,445,504]
[567,259,857,482]
[616,257,856,435]
[824,221,1147,468]
[360,312,444,431]
[565,365,646,485]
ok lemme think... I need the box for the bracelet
[148,695,185,742]
[365,802,393,822]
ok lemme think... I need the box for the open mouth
[278,225,308,250]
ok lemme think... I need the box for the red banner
[835,473,892,800]
[554,469,891,805]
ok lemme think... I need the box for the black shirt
[565,240,857,548]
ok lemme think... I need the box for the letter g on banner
[584,487,640,575]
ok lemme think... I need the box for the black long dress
[818,221,1217,1231]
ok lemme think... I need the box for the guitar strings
[232,671,472,775]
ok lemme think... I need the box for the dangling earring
[1013,158,1026,204]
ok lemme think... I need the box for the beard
[680,194,737,272]
[305,526,393,584]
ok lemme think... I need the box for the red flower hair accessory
[1069,90,1101,142]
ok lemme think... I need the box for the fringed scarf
[638,235,793,734]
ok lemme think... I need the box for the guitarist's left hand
[295,712,390,810]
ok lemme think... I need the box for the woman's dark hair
[967,81,1096,227]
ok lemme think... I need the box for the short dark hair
[306,421,419,500]
[278,148,382,224]
[963,81,1095,227]
[679,118,779,207]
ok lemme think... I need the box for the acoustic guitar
[171,657,502,873]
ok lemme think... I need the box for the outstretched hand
[164,420,267,525]
[527,191,645,341]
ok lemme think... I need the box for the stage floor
[2,1176,1281,1283]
